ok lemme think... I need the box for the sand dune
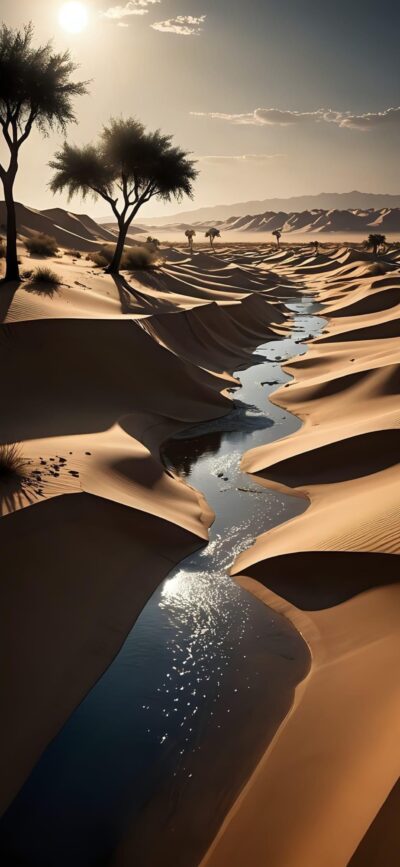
[0,201,116,251]
[202,243,400,867]
[1,237,398,865]
[0,243,288,817]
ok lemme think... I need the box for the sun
[59,2,89,33]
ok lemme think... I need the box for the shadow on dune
[256,430,400,487]
[111,274,174,315]
[348,779,400,867]
[0,476,33,517]
[0,318,230,442]
[0,281,20,322]
[242,551,400,610]
[0,492,202,819]
[315,317,400,342]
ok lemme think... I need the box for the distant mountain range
[134,192,400,226]
[3,200,400,247]
[143,207,400,236]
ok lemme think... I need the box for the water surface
[0,299,324,867]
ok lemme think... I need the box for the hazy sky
[2,0,400,216]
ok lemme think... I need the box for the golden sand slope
[202,247,400,867]
[0,246,286,815]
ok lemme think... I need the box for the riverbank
[1,242,398,866]
[201,245,400,867]
[0,244,289,819]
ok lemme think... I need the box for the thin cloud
[337,107,400,130]
[199,153,286,163]
[191,109,329,126]
[102,1,160,19]
[191,106,400,131]
[151,15,206,35]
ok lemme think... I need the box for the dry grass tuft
[25,233,59,257]
[0,443,27,479]
[30,267,62,287]
[123,245,158,270]
[88,243,159,270]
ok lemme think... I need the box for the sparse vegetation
[272,229,282,248]
[87,244,116,267]
[366,233,386,257]
[185,228,196,252]
[0,443,27,479]
[88,250,109,268]
[123,245,158,270]
[205,227,220,250]
[25,233,59,257]
[0,23,87,282]
[49,117,198,275]
[88,243,158,270]
[29,267,62,287]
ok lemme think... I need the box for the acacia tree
[366,233,386,257]
[50,118,198,275]
[0,23,87,282]
[272,229,282,248]
[185,228,196,252]
[205,227,220,250]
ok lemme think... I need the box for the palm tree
[366,233,386,257]
[272,229,282,248]
[185,228,196,252]
[50,118,198,275]
[205,227,220,250]
[0,23,87,282]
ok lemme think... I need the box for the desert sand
[0,231,287,818]
[201,244,400,867]
[0,226,398,866]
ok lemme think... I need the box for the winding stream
[0,298,324,867]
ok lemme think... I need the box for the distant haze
[131,192,400,226]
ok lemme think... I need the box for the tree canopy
[0,23,87,281]
[49,117,198,273]
[0,22,87,155]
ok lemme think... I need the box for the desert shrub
[30,267,62,286]
[122,245,158,270]
[88,243,157,270]
[25,233,59,257]
[0,443,27,479]
[71,250,82,259]
[88,250,109,267]
[87,244,115,267]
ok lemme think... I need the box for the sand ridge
[1,239,398,865]
[201,244,400,867]
[0,242,289,817]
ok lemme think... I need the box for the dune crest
[200,243,400,867]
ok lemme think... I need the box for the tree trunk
[3,172,19,283]
[106,221,129,275]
